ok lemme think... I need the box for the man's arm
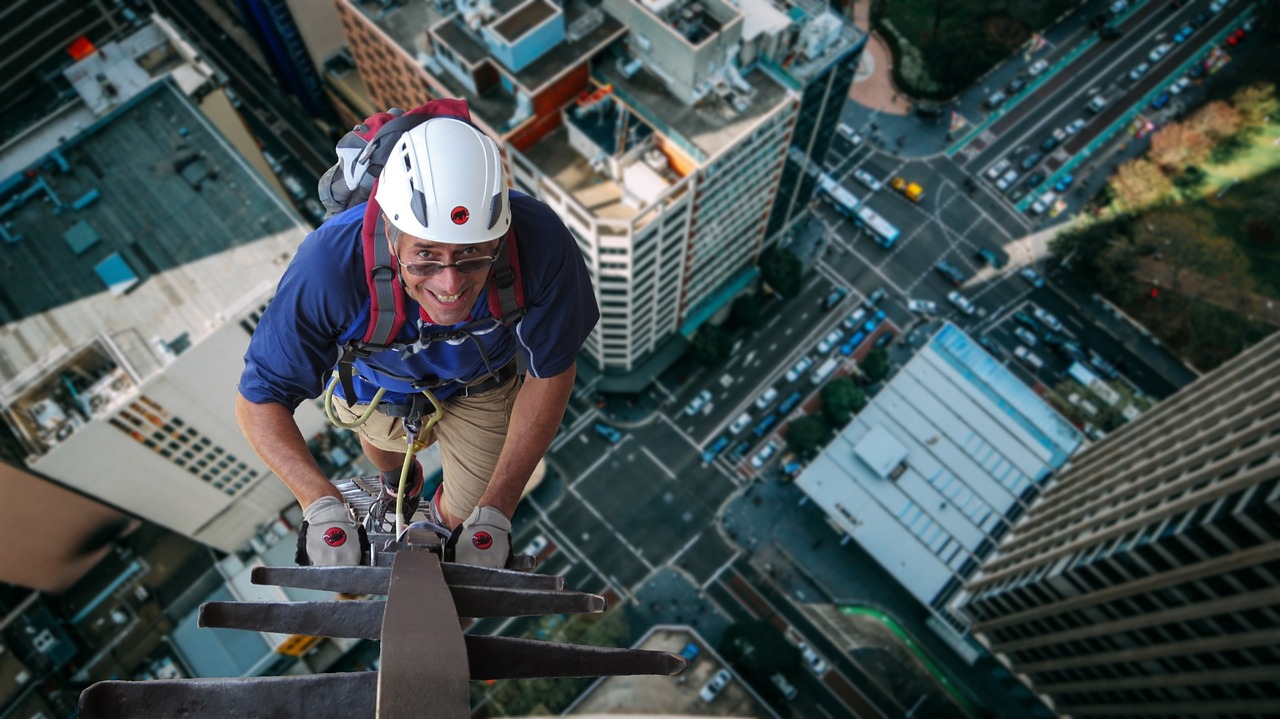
[235,392,341,509]
[477,362,577,518]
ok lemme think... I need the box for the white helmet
[375,117,510,244]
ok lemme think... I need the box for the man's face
[390,228,500,326]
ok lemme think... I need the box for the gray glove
[444,506,512,568]
[295,496,368,566]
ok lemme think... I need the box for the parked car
[1014,345,1045,371]
[836,123,863,145]
[799,643,829,676]
[1053,174,1075,193]
[1099,25,1123,40]
[817,329,844,354]
[770,672,798,701]
[934,261,966,287]
[1020,151,1044,171]
[702,436,730,463]
[996,169,1020,191]
[839,332,865,356]
[864,288,888,306]
[754,387,779,410]
[985,158,1011,181]
[1129,62,1150,81]
[984,91,1007,109]
[1173,24,1194,43]
[729,412,752,435]
[593,422,623,443]
[1086,95,1107,113]
[1014,327,1038,346]
[1032,306,1064,332]
[908,298,939,315]
[699,668,733,702]
[1013,311,1041,330]
[853,168,882,192]
[753,414,778,439]
[786,356,814,382]
[1006,77,1027,94]
[1148,43,1172,62]
[842,307,868,330]
[751,438,783,469]
[822,287,848,311]
[778,391,803,415]
[1151,93,1172,110]
[975,247,1006,269]
[874,331,895,349]
[1029,192,1056,215]
[684,389,712,416]
[1169,76,1193,95]
[1019,267,1045,288]
[1064,118,1087,135]
[1090,352,1121,380]
[1026,171,1046,188]
[947,291,977,316]
[1027,59,1049,77]
[680,643,700,662]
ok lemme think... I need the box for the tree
[691,324,732,366]
[759,247,803,299]
[861,348,891,384]
[728,293,762,329]
[1173,165,1208,194]
[1149,122,1211,175]
[1186,101,1242,143]
[1109,158,1173,211]
[785,415,833,456]
[820,377,866,426]
[1231,82,1278,131]
[719,620,801,681]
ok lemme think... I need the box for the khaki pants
[330,376,520,521]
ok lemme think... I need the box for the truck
[811,357,839,385]
[890,176,924,203]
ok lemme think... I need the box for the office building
[0,21,326,553]
[958,332,1280,717]
[232,0,338,119]
[794,324,1084,653]
[333,0,863,380]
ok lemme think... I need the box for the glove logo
[471,531,493,550]
[323,527,348,547]
[451,206,469,224]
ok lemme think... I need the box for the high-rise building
[0,21,326,553]
[332,0,863,380]
[231,0,338,120]
[958,332,1280,717]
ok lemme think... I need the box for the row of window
[109,397,258,496]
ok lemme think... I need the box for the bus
[817,173,901,249]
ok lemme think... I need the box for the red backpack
[317,99,526,399]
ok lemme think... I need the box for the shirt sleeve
[509,195,600,378]
[237,219,366,409]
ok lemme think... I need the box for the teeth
[433,291,462,303]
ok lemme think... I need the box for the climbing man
[235,111,598,568]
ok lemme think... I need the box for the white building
[0,22,325,552]
[795,324,1084,646]
[334,0,863,381]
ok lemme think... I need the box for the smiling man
[235,117,598,568]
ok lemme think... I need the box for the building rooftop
[358,0,625,130]
[0,78,308,447]
[598,59,791,163]
[795,324,1083,614]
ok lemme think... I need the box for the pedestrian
[236,116,599,568]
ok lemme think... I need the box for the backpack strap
[487,226,528,375]
[336,201,406,402]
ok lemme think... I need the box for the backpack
[317,99,527,402]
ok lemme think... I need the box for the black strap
[490,236,527,376]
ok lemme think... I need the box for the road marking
[568,483,655,572]
[702,550,744,591]
[569,438,624,490]
[667,531,704,568]
[641,445,677,479]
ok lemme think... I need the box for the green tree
[691,324,732,366]
[1231,82,1278,132]
[759,247,803,299]
[784,415,833,456]
[728,293,762,329]
[487,611,630,716]
[719,620,801,681]
[820,377,866,426]
[861,348,891,383]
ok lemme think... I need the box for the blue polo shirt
[238,193,599,408]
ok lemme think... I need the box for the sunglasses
[399,255,496,277]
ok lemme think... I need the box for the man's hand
[445,506,512,568]
[296,496,368,566]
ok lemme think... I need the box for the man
[236,117,598,567]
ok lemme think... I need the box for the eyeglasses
[399,255,496,278]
